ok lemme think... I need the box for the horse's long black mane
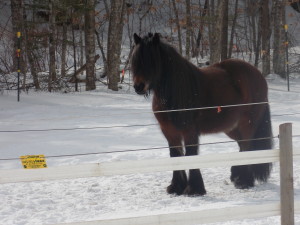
[157,41,205,111]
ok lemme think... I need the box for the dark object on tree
[36,10,77,27]
[69,54,100,83]
[100,73,107,79]
[290,0,300,12]
[36,10,50,22]
[131,33,273,196]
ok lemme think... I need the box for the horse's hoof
[183,185,206,196]
[167,183,185,195]
[231,177,255,189]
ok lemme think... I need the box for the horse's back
[208,59,268,103]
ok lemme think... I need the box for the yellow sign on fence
[20,155,47,169]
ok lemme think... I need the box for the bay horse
[131,33,273,196]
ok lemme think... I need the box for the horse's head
[131,33,162,95]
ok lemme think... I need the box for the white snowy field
[0,76,300,225]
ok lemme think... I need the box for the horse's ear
[153,33,160,45]
[134,33,141,45]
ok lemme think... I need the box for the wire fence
[0,136,278,161]
[0,99,299,132]
[1,135,300,162]
[1,110,300,133]
[0,101,299,162]
[0,111,300,133]
[0,123,158,133]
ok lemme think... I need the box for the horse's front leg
[183,132,206,196]
[160,126,188,195]
[167,144,188,195]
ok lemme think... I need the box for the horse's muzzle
[134,83,146,95]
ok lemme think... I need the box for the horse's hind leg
[227,107,273,189]
[183,131,206,196]
[248,105,273,182]
[226,129,255,189]
[231,144,255,189]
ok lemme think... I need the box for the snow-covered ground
[0,76,300,225]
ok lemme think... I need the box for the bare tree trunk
[255,2,262,67]
[61,22,67,77]
[23,8,40,90]
[208,0,222,64]
[84,0,96,91]
[208,0,216,63]
[171,0,182,54]
[95,30,107,78]
[103,0,110,15]
[245,0,261,66]
[48,0,57,92]
[185,0,192,59]
[228,0,239,58]
[107,0,125,91]
[79,26,84,68]
[261,0,271,76]
[192,0,208,58]
[25,47,40,90]
[71,12,78,91]
[273,0,285,78]
[220,0,229,61]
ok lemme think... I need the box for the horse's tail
[250,104,273,182]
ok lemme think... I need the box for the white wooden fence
[0,123,300,225]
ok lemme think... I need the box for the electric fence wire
[0,123,158,133]
[0,112,299,133]
[0,135,281,161]
[2,134,300,162]
[0,102,299,161]
[1,110,300,133]
[0,99,299,125]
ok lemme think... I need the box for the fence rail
[0,123,299,225]
[55,202,300,225]
[1,148,300,184]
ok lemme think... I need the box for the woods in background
[2,0,300,92]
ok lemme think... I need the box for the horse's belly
[197,112,240,134]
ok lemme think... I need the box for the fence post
[279,123,294,225]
